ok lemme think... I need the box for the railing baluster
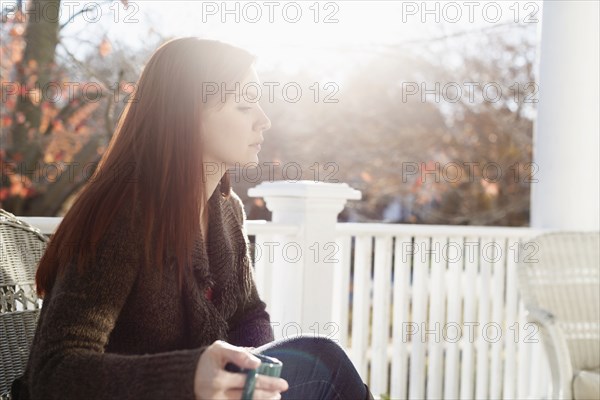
[503,237,519,400]
[371,235,393,398]
[409,236,429,400]
[517,300,532,398]
[333,235,352,348]
[461,236,478,400]
[476,236,493,399]
[391,235,412,400]
[489,237,506,400]
[444,236,463,400]
[426,237,446,399]
[351,235,373,381]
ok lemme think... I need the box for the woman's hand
[194,340,288,400]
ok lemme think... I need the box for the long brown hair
[35,37,257,298]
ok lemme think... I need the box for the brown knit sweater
[20,185,274,399]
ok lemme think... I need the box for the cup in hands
[194,340,288,400]
[225,353,284,400]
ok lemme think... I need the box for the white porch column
[531,0,600,230]
[248,180,361,340]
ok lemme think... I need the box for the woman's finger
[219,371,288,393]
[252,389,282,400]
[212,340,261,370]
[220,372,288,393]
[254,375,289,393]
[219,370,250,389]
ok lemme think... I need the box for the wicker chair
[517,231,600,400]
[0,209,48,399]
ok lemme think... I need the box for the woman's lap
[253,334,367,400]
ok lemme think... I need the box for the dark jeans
[254,334,368,400]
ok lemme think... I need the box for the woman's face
[201,67,271,170]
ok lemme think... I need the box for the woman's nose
[258,112,272,132]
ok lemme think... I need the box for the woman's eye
[238,106,252,112]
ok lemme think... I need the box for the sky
[13,0,543,81]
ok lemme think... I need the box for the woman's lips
[250,144,261,151]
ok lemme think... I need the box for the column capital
[248,180,362,201]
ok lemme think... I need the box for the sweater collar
[192,185,246,318]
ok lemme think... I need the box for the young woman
[15,38,374,399]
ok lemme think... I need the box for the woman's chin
[248,155,259,165]
[245,152,260,165]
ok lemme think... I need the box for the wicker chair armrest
[526,305,574,400]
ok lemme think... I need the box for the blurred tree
[240,22,536,226]
[1,0,156,216]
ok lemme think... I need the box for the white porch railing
[18,180,555,400]
[247,219,552,400]
[246,181,554,400]
[333,224,551,400]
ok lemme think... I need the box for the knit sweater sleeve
[226,193,275,348]
[27,219,207,400]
